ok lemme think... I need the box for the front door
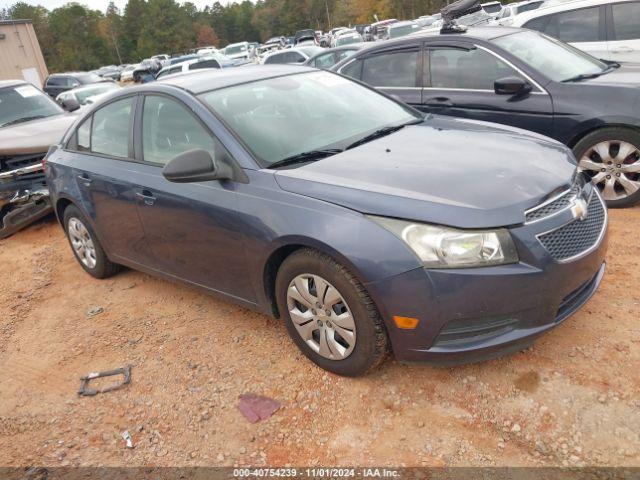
[133,94,255,301]
[421,44,555,138]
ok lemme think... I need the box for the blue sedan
[44,66,607,375]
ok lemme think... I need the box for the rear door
[421,42,555,138]
[607,1,640,62]
[132,94,254,300]
[359,45,423,108]
[64,95,153,265]
[523,5,609,60]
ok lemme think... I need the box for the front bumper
[365,188,609,365]
[0,154,52,239]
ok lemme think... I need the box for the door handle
[136,189,156,206]
[424,97,453,107]
[77,173,92,186]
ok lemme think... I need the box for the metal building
[0,19,48,87]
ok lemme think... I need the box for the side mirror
[61,98,81,112]
[494,76,532,95]
[162,148,234,183]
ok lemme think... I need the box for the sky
[0,0,242,13]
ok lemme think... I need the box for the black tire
[62,205,120,279]
[275,248,388,376]
[573,127,640,208]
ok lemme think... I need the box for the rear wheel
[63,205,120,279]
[276,248,388,376]
[574,128,640,208]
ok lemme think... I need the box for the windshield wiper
[0,115,48,127]
[268,149,343,169]
[346,120,421,150]
[562,65,615,83]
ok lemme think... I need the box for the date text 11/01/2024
[233,468,400,478]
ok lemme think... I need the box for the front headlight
[368,216,519,268]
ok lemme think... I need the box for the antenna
[440,0,481,34]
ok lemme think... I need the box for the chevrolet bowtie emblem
[571,198,589,221]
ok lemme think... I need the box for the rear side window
[340,59,363,80]
[429,48,517,90]
[532,7,602,43]
[612,1,640,40]
[362,50,419,87]
[47,76,68,87]
[91,97,134,158]
[264,53,286,64]
[77,118,91,152]
[142,95,217,166]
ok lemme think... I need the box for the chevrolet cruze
[44,67,608,376]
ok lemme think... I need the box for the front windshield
[75,84,118,104]
[492,30,606,82]
[199,71,420,167]
[226,44,247,55]
[483,3,502,13]
[0,84,62,128]
[390,23,419,38]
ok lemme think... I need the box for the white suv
[511,0,640,63]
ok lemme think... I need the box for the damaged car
[0,80,77,239]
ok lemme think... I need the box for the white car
[224,42,254,60]
[55,82,121,108]
[386,20,421,39]
[496,0,546,25]
[155,55,231,79]
[261,46,324,65]
[119,64,138,82]
[481,1,504,18]
[197,46,218,55]
[511,0,640,63]
[331,30,363,47]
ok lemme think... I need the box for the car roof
[409,25,523,41]
[0,79,27,89]
[158,65,316,94]
[391,20,418,27]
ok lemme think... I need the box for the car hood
[583,63,640,87]
[274,116,577,229]
[0,113,77,155]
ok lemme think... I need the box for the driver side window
[142,95,217,166]
[429,48,520,90]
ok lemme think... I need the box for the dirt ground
[0,208,638,468]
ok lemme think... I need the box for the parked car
[197,47,219,56]
[55,83,121,110]
[120,64,138,82]
[303,44,366,69]
[155,55,235,79]
[133,59,163,82]
[46,66,607,375]
[43,72,109,99]
[510,0,640,63]
[169,54,199,66]
[368,19,399,41]
[332,30,364,47]
[0,80,78,238]
[481,1,504,17]
[294,29,318,45]
[223,42,254,60]
[386,20,421,39]
[262,46,324,65]
[496,0,546,25]
[92,65,122,81]
[333,26,640,206]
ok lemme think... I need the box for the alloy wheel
[68,217,97,269]
[286,274,356,360]
[579,140,640,201]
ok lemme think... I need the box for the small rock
[86,306,104,318]
[511,423,521,433]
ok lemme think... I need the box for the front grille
[538,192,606,262]
[525,175,586,223]
[433,316,520,348]
[0,153,46,183]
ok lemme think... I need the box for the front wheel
[275,249,388,376]
[573,127,640,208]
